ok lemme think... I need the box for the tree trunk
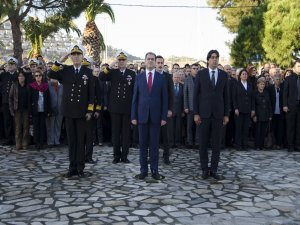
[9,17,23,66]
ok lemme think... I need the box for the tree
[23,16,80,58]
[230,4,267,67]
[207,0,263,33]
[83,0,115,65]
[263,0,300,67]
[1,0,89,65]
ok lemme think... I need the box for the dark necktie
[75,68,79,75]
[211,70,215,88]
[276,87,279,93]
[297,77,300,100]
[148,72,152,92]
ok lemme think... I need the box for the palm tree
[23,16,81,58]
[83,0,115,65]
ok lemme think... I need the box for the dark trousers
[225,110,235,147]
[168,115,182,147]
[85,118,94,161]
[14,110,29,148]
[160,120,170,159]
[198,117,223,172]
[110,112,131,160]
[102,110,111,143]
[2,104,14,141]
[272,114,284,146]
[132,125,139,146]
[32,112,46,145]
[93,112,104,144]
[286,105,300,150]
[255,121,268,149]
[139,121,161,175]
[234,113,251,149]
[65,117,86,172]
[0,111,5,139]
[187,112,199,145]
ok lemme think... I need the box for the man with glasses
[99,51,136,164]
[184,63,199,148]
[48,45,95,178]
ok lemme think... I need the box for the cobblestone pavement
[1,144,300,225]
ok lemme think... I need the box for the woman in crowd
[29,70,50,149]
[253,77,272,150]
[232,69,255,150]
[9,69,30,150]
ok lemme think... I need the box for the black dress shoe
[210,172,223,180]
[163,158,171,165]
[187,145,193,149]
[85,159,96,164]
[112,158,120,164]
[121,158,130,163]
[64,170,78,178]
[134,173,148,180]
[3,140,14,145]
[152,173,165,180]
[78,171,85,178]
[201,171,209,180]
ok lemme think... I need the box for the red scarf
[30,81,49,92]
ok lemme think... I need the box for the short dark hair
[184,64,190,68]
[156,55,164,60]
[293,59,300,67]
[206,50,220,61]
[145,52,156,60]
[172,63,179,69]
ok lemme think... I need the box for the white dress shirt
[146,69,155,84]
[241,81,247,90]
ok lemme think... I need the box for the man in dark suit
[48,45,95,178]
[131,52,168,180]
[193,50,229,180]
[168,71,184,148]
[99,51,136,163]
[283,59,300,152]
[155,55,174,165]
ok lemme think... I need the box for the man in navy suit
[131,52,168,180]
[193,50,229,180]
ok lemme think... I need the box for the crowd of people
[1,45,300,180]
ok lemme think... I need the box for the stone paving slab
[1,145,300,225]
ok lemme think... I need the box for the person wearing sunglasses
[28,70,51,150]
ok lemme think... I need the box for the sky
[75,0,235,61]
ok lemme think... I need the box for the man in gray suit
[46,78,63,147]
[184,63,199,148]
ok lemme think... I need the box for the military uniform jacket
[48,65,95,118]
[0,71,17,104]
[99,68,136,115]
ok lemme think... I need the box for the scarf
[30,81,49,92]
